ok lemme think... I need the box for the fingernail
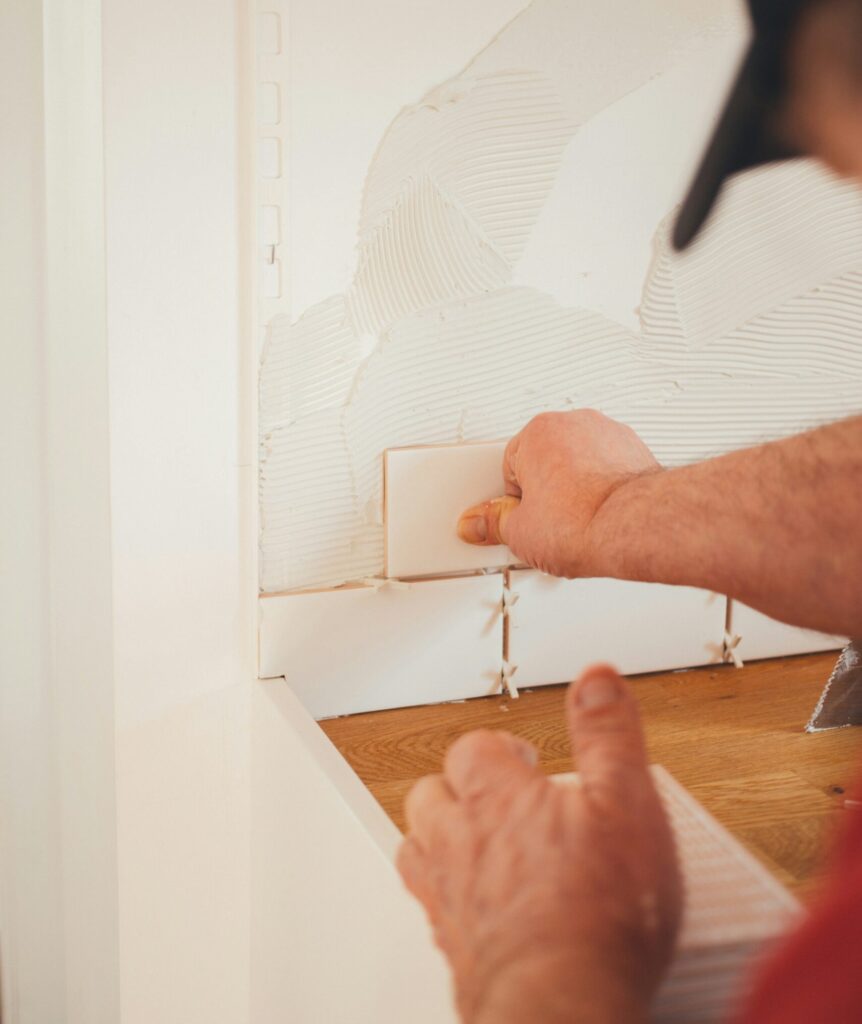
[457,514,487,544]
[578,673,620,708]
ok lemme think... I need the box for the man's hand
[457,410,862,635]
[397,665,682,1024]
[457,410,661,578]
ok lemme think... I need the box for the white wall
[251,682,455,1024]
[3,2,462,1021]
[1,1,121,1020]
[259,0,862,597]
[0,3,66,1019]
[101,0,256,1019]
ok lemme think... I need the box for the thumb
[457,496,520,546]
[565,663,651,810]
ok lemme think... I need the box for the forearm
[589,416,862,636]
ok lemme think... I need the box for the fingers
[565,664,652,811]
[396,835,433,905]
[456,433,523,546]
[457,495,521,546]
[503,435,522,497]
[444,729,540,800]
[404,773,456,835]
[403,732,539,860]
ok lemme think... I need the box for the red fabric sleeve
[734,773,862,1024]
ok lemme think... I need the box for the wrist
[581,469,664,581]
[462,948,650,1024]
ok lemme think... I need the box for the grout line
[502,567,511,664]
[395,567,511,584]
[723,597,744,669]
[384,439,511,454]
[382,449,390,577]
[259,567,511,598]
[500,568,520,698]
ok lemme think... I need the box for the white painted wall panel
[251,682,456,1024]
[259,575,505,717]
[730,601,844,662]
[1,0,125,1018]
[1,1,121,1018]
[102,0,256,1021]
[115,687,250,1024]
[509,572,725,687]
[41,3,123,1016]
[103,0,254,728]
[0,9,63,1021]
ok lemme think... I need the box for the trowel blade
[806,641,862,732]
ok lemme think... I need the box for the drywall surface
[260,0,862,595]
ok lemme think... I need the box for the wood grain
[321,653,862,895]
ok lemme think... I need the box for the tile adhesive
[259,0,862,594]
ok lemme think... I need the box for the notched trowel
[806,640,862,732]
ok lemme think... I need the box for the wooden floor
[322,652,862,897]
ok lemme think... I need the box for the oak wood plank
[321,653,861,893]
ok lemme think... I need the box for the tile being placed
[258,574,504,718]
[730,601,844,662]
[508,571,725,688]
[384,441,514,578]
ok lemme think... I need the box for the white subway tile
[384,441,513,578]
[509,571,724,687]
[259,574,504,717]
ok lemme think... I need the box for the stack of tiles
[552,766,800,1023]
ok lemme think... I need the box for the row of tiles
[258,572,844,719]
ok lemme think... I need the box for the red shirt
[736,778,862,1023]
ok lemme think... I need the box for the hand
[457,410,661,578]
[397,665,682,1024]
